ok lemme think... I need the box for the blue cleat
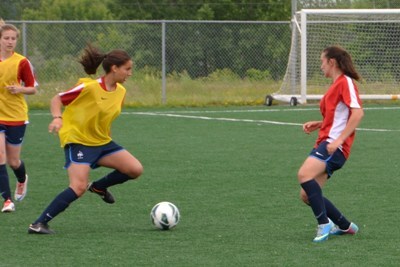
[313,219,334,243]
[330,222,359,235]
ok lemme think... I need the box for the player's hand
[49,118,63,134]
[327,139,342,155]
[6,84,23,94]
[303,121,321,134]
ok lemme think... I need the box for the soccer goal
[266,9,400,106]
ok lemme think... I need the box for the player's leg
[5,125,28,202]
[298,156,329,224]
[321,149,358,236]
[0,131,14,212]
[6,144,28,201]
[298,156,333,242]
[28,164,90,234]
[324,197,359,235]
[88,149,143,203]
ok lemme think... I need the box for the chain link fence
[9,20,291,107]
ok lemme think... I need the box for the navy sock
[92,170,131,190]
[12,160,26,183]
[324,197,351,230]
[0,164,11,201]
[300,179,329,225]
[33,187,78,224]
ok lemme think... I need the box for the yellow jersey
[58,77,126,147]
[0,52,38,123]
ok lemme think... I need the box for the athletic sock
[300,179,329,225]
[12,160,26,183]
[33,187,78,225]
[323,197,351,230]
[0,164,11,201]
[92,170,131,190]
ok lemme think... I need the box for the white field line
[124,111,400,132]
[30,107,400,132]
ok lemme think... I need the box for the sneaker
[28,223,55,234]
[313,219,334,242]
[1,199,15,212]
[330,222,359,235]
[15,174,28,201]
[87,183,115,204]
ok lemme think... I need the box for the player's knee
[297,169,307,182]
[126,163,143,179]
[70,184,87,197]
[7,158,20,169]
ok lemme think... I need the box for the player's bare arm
[48,95,63,134]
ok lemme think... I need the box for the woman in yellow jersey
[0,22,38,212]
[28,44,143,234]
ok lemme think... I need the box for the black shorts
[309,141,347,178]
[64,141,124,169]
[0,124,27,145]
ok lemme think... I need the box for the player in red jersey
[297,46,364,242]
[0,22,38,212]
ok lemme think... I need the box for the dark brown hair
[323,45,361,81]
[78,43,131,75]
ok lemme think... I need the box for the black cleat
[28,223,55,234]
[87,183,115,204]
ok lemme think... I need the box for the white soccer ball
[150,201,180,230]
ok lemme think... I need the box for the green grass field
[1,104,399,266]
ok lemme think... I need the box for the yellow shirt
[58,77,126,147]
[0,53,31,122]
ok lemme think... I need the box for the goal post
[267,9,400,106]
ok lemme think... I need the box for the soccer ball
[150,201,180,230]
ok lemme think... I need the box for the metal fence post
[161,21,166,105]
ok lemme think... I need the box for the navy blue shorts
[0,124,27,145]
[309,141,346,178]
[64,141,124,169]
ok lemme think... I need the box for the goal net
[268,9,400,106]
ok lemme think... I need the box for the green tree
[22,0,115,20]
[108,0,291,21]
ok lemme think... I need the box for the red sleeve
[59,84,85,106]
[18,58,38,87]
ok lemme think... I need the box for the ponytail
[79,43,131,75]
[78,44,106,75]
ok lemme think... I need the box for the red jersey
[316,74,362,159]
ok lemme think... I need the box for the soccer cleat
[330,222,359,235]
[87,183,115,204]
[28,223,55,234]
[313,219,334,243]
[15,174,29,201]
[1,199,15,212]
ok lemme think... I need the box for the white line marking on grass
[128,106,400,114]
[30,107,400,132]
[125,112,400,132]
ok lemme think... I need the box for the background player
[0,21,38,212]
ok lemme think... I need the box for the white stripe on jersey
[345,75,361,108]
[327,101,349,147]
[59,83,85,96]
[27,59,39,87]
